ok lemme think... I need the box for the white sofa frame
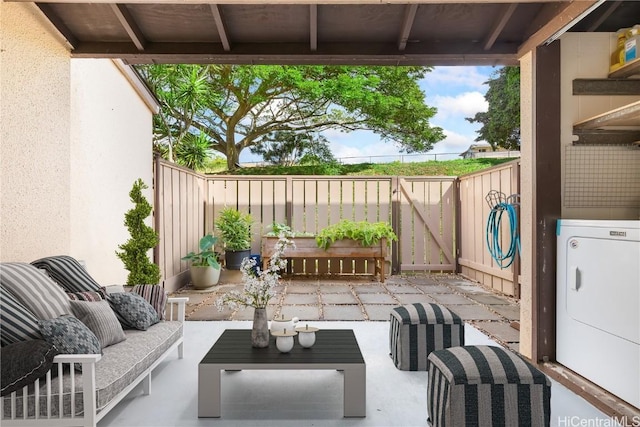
[1,297,188,427]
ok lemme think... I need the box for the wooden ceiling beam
[210,4,231,51]
[518,1,600,56]
[397,4,418,51]
[483,3,517,51]
[585,0,622,32]
[69,40,519,66]
[110,4,147,51]
[36,4,78,48]
[310,4,318,52]
[10,0,564,4]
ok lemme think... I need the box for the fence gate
[396,177,457,272]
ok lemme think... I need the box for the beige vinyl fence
[457,160,521,297]
[154,159,461,292]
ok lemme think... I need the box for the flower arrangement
[215,232,294,310]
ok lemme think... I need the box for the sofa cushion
[0,287,42,346]
[108,292,159,331]
[67,290,104,301]
[70,300,126,349]
[39,316,102,358]
[1,321,183,417]
[0,262,71,319]
[1,339,59,396]
[31,256,102,293]
[132,284,168,320]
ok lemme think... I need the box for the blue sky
[239,65,497,164]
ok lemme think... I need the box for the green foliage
[200,156,228,173]
[174,133,210,170]
[116,179,161,285]
[264,222,314,237]
[466,66,521,150]
[137,64,444,170]
[219,158,515,177]
[316,220,397,250]
[215,207,253,251]
[181,234,221,269]
[250,131,335,166]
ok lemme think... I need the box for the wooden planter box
[261,236,388,282]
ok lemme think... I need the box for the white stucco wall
[1,3,156,285]
[1,3,71,260]
[70,59,155,284]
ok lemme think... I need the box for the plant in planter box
[215,207,253,270]
[116,179,161,285]
[315,220,397,250]
[181,233,221,289]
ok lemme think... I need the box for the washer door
[565,236,639,345]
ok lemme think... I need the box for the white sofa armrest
[166,297,188,322]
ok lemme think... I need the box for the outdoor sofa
[0,257,187,427]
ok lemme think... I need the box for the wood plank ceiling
[9,0,640,65]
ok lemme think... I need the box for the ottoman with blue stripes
[389,303,464,371]
[427,345,551,427]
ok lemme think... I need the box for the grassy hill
[205,157,517,176]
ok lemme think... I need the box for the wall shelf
[573,100,640,130]
[608,58,640,79]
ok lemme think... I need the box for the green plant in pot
[116,179,161,286]
[181,233,221,289]
[215,207,253,270]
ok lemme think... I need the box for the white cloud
[430,129,476,153]
[433,91,488,120]
[423,66,493,90]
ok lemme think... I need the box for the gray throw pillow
[69,300,126,348]
[38,316,101,357]
[108,293,160,331]
[1,339,59,396]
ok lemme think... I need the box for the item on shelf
[610,28,628,72]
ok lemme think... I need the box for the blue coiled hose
[486,202,520,269]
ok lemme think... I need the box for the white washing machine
[556,219,640,408]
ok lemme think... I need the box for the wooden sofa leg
[142,372,151,395]
[178,341,184,359]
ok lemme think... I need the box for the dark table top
[200,329,365,365]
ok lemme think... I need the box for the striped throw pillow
[31,256,102,293]
[67,290,105,301]
[132,285,167,320]
[0,287,42,346]
[69,300,126,348]
[0,263,71,319]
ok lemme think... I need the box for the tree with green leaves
[116,179,161,285]
[250,131,335,166]
[138,65,444,170]
[466,66,520,150]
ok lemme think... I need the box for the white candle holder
[271,329,297,353]
[295,324,319,348]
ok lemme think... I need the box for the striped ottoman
[389,303,464,371]
[427,346,551,427]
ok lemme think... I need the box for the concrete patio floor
[170,273,521,351]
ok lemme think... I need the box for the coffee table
[198,329,366,418]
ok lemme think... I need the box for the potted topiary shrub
[215,207,253,270]
[181,233,221,289]
[116,179,161,286]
